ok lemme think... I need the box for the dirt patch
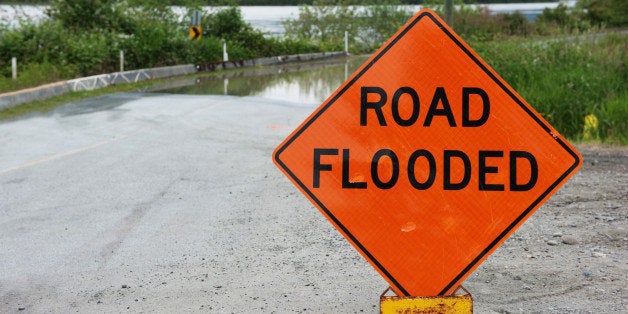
[466,144,627,313]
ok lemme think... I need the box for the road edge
[0,51,347,110]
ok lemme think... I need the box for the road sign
[190,26,202,41]
[273,9,582,297]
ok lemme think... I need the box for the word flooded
[312,86,538,191]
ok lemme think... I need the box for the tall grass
[473,33,627,144]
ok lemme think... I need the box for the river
[1,2,576,34]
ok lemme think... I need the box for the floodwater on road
[149,55,369,105]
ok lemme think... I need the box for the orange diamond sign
[273,9,582,297]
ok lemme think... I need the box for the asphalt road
[0,92,388,312]
[1,89,625,313]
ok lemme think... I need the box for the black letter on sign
[479,150,505,191]
[408,149,436,190]
[510,151,538,191]
[342,149,367,189]
[424,87,456,127]
[444,150,471,190]
[462,87,490,127]
[371,149,399,189]
[313,148,338,188]
[360,86,387,126]
[392,87,420,127]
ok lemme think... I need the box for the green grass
[472,32,627,144]
[0,62,76,93]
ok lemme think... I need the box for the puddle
[150,55,370,104]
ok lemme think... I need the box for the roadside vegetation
[0,0,320,90]
[0,0,626,143]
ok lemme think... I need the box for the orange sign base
[380,286,473,313]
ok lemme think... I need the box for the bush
[187,37,223,64]
[121,20,185,68]
[0,20,67,65]
[535,3,591,34]
[283,0,412,53]
[283,1,358,45]
[204,6,251,39]
[578,0,628,27]
[46,0,134,32]
[0,61,75,92]
[355,1,413,51]
[61,30,120,75]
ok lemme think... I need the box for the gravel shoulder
[465,144,627,313]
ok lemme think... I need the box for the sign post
[190,10,202,41]
[12,57,17,80]
[273,8,582,304]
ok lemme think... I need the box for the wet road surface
[0,57,390,312]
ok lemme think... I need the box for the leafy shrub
[61,30,119,75]
[535,3,591,34]
[283,0,412,53]
[187,36,223,64]
[577,0,628,27]
[355,1,413,51]
[283,1,358,45]
[272,37,322,55]
[204,6,251,39]
[47,0,134,32]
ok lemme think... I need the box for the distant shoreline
[1,2,577,33]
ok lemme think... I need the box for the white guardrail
[0,65,196,110]
[1,51,347,111]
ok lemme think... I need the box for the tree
[579,0,628,27]
[46,0,133,32]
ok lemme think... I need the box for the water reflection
[151,55,369,104]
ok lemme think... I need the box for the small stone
[561,235,579,245]
[18,307,26,311]
[513,275,522,280]
[547,240,559,246]
[523,285,532,290]
[583,270,592,277]
[592,252,606,258]
[552,232,563,237]
[122,284,129,289]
